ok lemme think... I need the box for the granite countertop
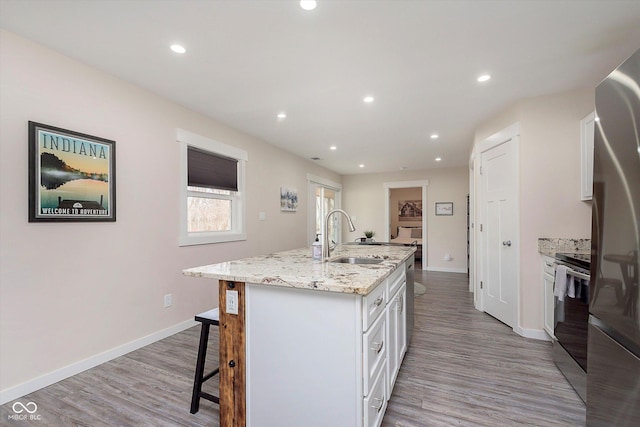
[538,237,591,258]
[182,244,415,295]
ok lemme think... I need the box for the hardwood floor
[1,327,221,426]
[1,270,585,426]
[383,270,585,427]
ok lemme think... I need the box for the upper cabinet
[580,111,595,200]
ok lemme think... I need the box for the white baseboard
[513,325,551,341]
[425,266,468,274]
[0,319,197,405]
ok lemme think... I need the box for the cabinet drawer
[363,366,386,427]
[387,266,406,299]
[363,311,386,396]
[363,281,386,331]
[542,256,555,276]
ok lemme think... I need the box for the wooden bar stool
[190,308,220,414]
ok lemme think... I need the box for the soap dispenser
[312,234,322,260]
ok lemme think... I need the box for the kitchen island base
[183,245,415,427]
[220,265,406,427]
[246,283,365,426]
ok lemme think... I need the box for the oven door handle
[566,268,590,281]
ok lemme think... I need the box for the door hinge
[479,166,483,175]
[480,224,483,232]
[480,281,483,289]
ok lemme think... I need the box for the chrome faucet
[324,209,356,260]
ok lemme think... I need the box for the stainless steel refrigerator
[588,47,640,426]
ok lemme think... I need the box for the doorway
[307,175,342,246]
[384,180,429,270]
[390,187,422,267]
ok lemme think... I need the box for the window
[178,129,247,246]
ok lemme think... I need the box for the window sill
[179,232,247,246]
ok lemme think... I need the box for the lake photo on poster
[39,179,109,210]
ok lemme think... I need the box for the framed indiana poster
[28,121,116,222]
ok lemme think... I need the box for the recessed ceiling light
[595,116,600,122]
[329,145,337,150]
[430,133,439,140]
[477,74,491,82]
[363,96,374,103]
[277,112,287,119]
[435,157,442,162]
[300,0,317,11]
[359,164,365,168]
[170,44,186,54]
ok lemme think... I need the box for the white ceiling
[2,0,640,175]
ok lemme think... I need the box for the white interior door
[480,138,518,327]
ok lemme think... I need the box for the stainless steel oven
[553,252,590,404]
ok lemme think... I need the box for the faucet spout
[324,209,356,260]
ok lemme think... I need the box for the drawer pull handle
[371,397,384,412]
[373,297,384,307]
[371,341,384,353]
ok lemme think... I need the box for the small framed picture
[28,121,116,222]
[435,202,453,216]
[280,186,298,212]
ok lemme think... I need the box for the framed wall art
[28,121,116,222]
[280,187,298,212]
[398,199,422,221]
[435,202,453,216]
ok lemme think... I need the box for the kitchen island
[183,244,416,427]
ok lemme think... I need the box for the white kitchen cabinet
[543,256,556,339]
[385,265,407,396]
[364,367,387,427]
[363,276,387,330]
[580,111,595,200]
[386,283,406,396]
[387,263,405,298]
[364,308,387,396]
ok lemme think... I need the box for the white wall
[473,88,594,331]
[342,167,469,272]
[0,30,340,398]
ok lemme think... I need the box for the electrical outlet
[164,294,172,308]
[226,290,238,315]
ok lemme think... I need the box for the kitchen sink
[330,257,383,265]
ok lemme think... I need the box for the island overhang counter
[183,244,416,427]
